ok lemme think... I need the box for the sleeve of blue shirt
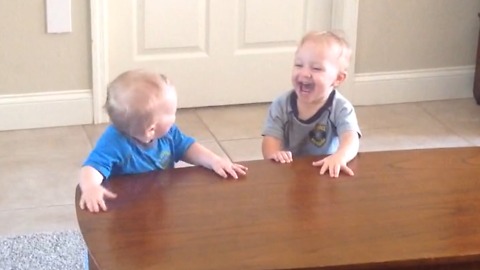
[170,124,195,162]
[82,126,123,179]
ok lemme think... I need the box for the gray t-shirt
[262,90,361,156]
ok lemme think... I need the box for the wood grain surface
[76,147,480,270]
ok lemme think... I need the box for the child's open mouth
[298,82,314,94]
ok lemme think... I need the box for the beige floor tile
[416,98,480,145]
[355,103,436,130]
[0,205,78,237]
[447,121,480,146]
[83,123,108,147]
[419,98,480,123]
[174,160,194,168]
[0,126,89,210]
[196,103,269,140]
[176,109,215,141]
[175,140,229,168]
[360,124,473,152]
[220,138,263,162]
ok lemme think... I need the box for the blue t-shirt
[83,124,195,179]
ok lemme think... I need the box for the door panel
[108,0,333,108]
[142,0,207,52]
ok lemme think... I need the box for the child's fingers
[312,159,325,166]
[319,163,328,175]
[286,151,293,162]
[233,164,248,175]
[214,167,228,178]
[232,163,248,174]
[270,152,288,163]
[92,201,100,213]
[87,199,101,213]
[330,164,340,178]
[341,164,354,176]
[279,152,290,163]
[104,189,118,199]
[86,201,94,212]
[99,199,108,211]
[225,166,239,179]
[234,164,248,171]
[79,198,85,210]
[270,154,280,162]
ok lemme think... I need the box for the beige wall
[0,1,478,94]
[356,0,480,73]
[0,0,91,94]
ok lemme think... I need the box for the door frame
[89,0,359,123]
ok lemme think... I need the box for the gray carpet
[0,230,87,270]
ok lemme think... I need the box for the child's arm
[182,142,247,179]
[335,131,360,163]
[312,131,360,177]
[79,166,117,212]
[262,136,293,163]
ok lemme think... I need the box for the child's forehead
[301,37,341,51]
[296,41,337,57]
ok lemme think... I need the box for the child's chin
[296,90,313,98]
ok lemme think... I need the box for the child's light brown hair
[104,69,170,137]
[299,30,352,73]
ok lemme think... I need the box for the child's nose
[299,68,312,78]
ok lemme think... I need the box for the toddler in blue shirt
[79,69,248,212]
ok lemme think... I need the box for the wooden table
[76,147,480,270]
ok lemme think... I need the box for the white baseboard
[0,90,93,131]
[0,66,475,130]
[352,66,475,105]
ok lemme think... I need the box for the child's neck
[296,98,328,121]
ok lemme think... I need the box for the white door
[106,0,336,109]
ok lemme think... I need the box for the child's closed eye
[294,63,303,68]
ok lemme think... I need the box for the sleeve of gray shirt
[331,94,362,138]
[262,92,290,141]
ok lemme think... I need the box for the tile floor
[0,98,479,237]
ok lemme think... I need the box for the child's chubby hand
[211,158,248,179]
[268,151,293,164]
[79,185,117,213]
[312,153,354,178]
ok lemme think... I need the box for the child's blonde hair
[299,30,352,73]
[104,69,171,137]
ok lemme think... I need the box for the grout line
[193,109,234,161]
[417,101,475,146]
[80,124,95,149]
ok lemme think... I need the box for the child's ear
[145,124,156,137]
[333,71,347,87]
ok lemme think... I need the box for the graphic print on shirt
[158,150,172,169]
[309,123,327,147]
